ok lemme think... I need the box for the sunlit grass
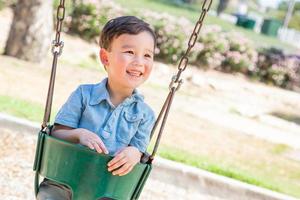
[0,95,56,123]
[156,145,300,198]
[271,111,300,126]
[271,144,290,155]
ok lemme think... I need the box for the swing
[33,0,212,199]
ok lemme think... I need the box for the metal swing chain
[42,0,66,130]
[149,0,213,162]
[36,1,66,196]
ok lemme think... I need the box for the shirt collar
[89,78,110,106]
[89,78,144,106]
[122,90,144,106]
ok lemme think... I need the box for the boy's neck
[106,82,134,107]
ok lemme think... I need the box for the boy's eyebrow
[121,45,154,54]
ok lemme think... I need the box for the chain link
[202,0,213,11]
[52,0,66,56]
[169,0,212,91]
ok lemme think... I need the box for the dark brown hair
[99,16,156,50]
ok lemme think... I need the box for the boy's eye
[145,54,152,58]
[125,50,134,54]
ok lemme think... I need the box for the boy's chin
[126,78,146,88]
[127,83,141,90]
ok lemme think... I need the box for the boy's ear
[99,48,109,67]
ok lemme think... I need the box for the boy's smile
[100,31,155,98]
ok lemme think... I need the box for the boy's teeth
[127,71,141,76]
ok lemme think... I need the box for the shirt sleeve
[129,109,156,153]
[54,86,84,128]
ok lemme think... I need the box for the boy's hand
[107,146,142,176]
[76,128,109,154]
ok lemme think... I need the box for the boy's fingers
[108,153,124,167]
[87,142,95,150]
[112,164,131,176]
[100,144,109,154]
[96,138,109,154]
[108,157,127,172]
[118,166,133,176]
[93,142,103,154]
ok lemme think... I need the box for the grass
[60,55,105,72]
[271,111,300,126]
[115,0,297,53]
[156,145,300,197]
[271,144,290,155]
[78,56,102,70]
[0,95,56,123]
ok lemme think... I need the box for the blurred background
[0,0,300,199]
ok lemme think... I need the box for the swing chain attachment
[171,0,212,88]
[169,75,183,91]
[52,0,66,56]
[51,40,64,56]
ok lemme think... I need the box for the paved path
[173,95,300,149]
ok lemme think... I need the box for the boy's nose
[133,57,144,67]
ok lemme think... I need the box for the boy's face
[100,31,154,94]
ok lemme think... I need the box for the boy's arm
[107,110,155,176]
[52,124,79,143]
[128,111,156,153]
[52,124,108,154]
[53,85,108,154]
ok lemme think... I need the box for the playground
[1,1,300,199]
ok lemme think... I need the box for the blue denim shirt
[55,78,155,156]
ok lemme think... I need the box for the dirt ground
[1,7,300,198]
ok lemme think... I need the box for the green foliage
[268,4,300,31]
[69,3,102,41]
[139,11,189,63]
[189,25,258,74]
[66,1,126,42]
[254,48,300,90]
[288,11,300,30]
[278,1,300,13]
[0,0,16,10]
[53,0,74,16]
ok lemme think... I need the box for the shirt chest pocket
[116,111,143,144]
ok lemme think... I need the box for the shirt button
[102,130,110,139]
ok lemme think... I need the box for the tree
[279,1,300,13]
[217,0,230,16]
[4,0,53,63]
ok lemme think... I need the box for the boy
[37,16,156,200]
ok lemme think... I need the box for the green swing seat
[33,129,152,200]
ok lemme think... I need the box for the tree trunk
[4,0,53,63]
[217,0,230,16]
